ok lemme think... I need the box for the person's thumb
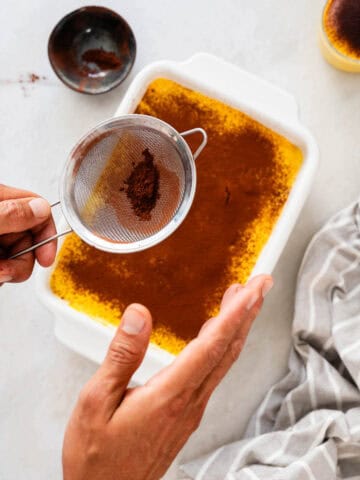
[90,304,152,417]
[0,197,51,235]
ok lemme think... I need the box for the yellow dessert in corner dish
[320,0,360,72]
[50,78,303,355]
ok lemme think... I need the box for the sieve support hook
[180,128,208,160]
[8,201,72,260]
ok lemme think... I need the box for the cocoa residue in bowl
[81,48,122,74]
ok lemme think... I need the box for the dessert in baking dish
[51,78,302,354]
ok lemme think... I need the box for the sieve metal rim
[59,114,199,253]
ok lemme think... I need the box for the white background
[1,0,360,479]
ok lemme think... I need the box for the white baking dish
[36,53,318,384]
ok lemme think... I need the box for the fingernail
[121,306,145,335]
[29,198,49,218]
[0,275,12,283]
[262,278,274,298]
[246,291,259,310]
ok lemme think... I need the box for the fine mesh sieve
[11,114,207,257]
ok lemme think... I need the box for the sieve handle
[8,201,72,260]
[180,128,208,160]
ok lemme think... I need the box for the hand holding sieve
[10,115,207,258]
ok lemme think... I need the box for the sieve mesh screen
[71,123,186,243]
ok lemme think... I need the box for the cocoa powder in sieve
[121,148,160,220]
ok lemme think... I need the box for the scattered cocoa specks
[29,73,40,83]
[19,73,47,96]
[0,72,47,97]
[19,73,47,84]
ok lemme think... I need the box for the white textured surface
[1,0,359,479]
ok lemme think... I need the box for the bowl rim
[47,5,137,95]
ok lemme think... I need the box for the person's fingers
[0,261,13,283]
[141,280,270,480]
[0,232,27,249]
[33,215,57,267]
[149,275,273,396]
[0,214,56,267]
[220,283,243,309]
[0,184,39,202]
[0,233,35,282]
[77,304,152,421]
[0,197,51,235]
[196,278,273,404]
[198,283,243,335]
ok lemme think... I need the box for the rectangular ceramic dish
[37,53,318,384]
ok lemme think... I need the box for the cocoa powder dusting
[326,0,360,56]
[81,48,122,72]
[51,78,303,353]
[334,0,360,52]
[122,148,160,221]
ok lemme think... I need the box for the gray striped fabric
[181,200,360,480]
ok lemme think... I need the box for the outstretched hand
[63,274,273,480]
[0,184,56,283]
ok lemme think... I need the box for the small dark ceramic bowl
[48,6,136,94]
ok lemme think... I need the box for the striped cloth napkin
[181,200,360,480]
